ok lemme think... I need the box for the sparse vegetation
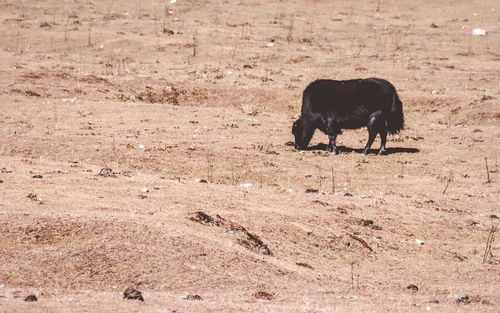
[0,0,498,311]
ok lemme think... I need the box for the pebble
[123,287,144,301]
[24,295,37,302]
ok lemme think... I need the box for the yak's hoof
[328,147,338,155]
[378,149,386,156]
[362,150,368,155]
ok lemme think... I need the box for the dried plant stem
[485,157,491,183]
[231,42,239,59]
[87,18,94,47]
[53,101,58,127]
[192,30,198,57]
[331,165,335,194]
[112,135,116,158]
[286,15,295,42]
[442,170,453,195]
[350,262,355,291]
[207,152,212,182]
[482,220,498,263]
[64,16,70,41]
[347,232,373,252]
[162,5,169,33]
[317,165,322,191]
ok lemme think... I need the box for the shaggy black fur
[292,78,404,155]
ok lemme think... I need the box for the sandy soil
[0,0,499,312]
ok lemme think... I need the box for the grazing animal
[292,78,404,155]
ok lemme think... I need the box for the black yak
[292,78,404,155]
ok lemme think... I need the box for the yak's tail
[387,91,404,134]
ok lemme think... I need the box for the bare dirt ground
[0,0,499,312]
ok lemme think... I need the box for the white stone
[472,28,486,36]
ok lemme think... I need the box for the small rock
[183,295,202,300]
[32,175,43,179]
[407,284,419,292]
[266,42,274,47]
[0,179,3,183]
[490,214,498,219]
[472,28,486,36]
[40,22,51,28]
[27,193,37,200]
[254,291,274,300]
[196,178,208,183]
[240,183,253,188]
[138,144,145,149]
[305,188,319,193]
[25,89,40,97]
[344,192,353,197]
[298,151,304,155]
[480,95,492,101]
[284,141,294,146]
[456,295,470,303]
[243,64,253,69]
[360,219,374,227]
[99,168,113,177]
[430,23,439,28]
[190,211,223,226]
[62,97,77,104]
[123,287,144,301]
[141,187,149,193]
[312,200,329,206]
[296,262,314,269]
[24,294,37,302]
[163,29,174,35]
[415,239,424,245]
[424,70,434,75]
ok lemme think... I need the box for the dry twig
[346,232,373,252]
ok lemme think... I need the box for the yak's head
[292,116,315,150]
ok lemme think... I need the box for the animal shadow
[307,143,419,155]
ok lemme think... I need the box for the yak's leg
[362,112,382,155]
[378,124,387,155]
[362,126,377,155]
[327,133,338,154]
[325,116,339,154]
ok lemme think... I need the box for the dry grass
[0,0,499,312]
